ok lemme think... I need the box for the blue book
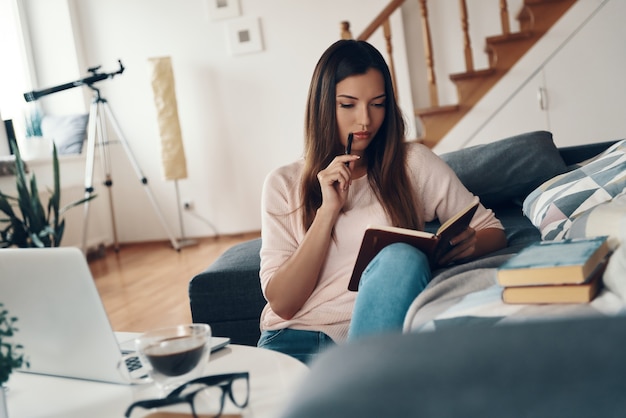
[497,236,611,287]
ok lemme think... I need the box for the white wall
[16,0,625,246]
[21,0,414,245]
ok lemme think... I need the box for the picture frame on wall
[226,17,264,56]
[206,0,240,21]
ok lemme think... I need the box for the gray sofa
[188,131,619,346]
[278,314,626,417]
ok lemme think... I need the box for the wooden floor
[88,232,260,333]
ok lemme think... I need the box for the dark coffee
[143,336,206,377]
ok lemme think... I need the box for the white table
[6,342,309,417]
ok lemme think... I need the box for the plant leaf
[1,137,96,248]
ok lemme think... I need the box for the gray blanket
[403,253,626,333]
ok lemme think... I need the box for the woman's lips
[353,131,370,140]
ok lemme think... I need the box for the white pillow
[566,191,626,301]
[40,113,88,155]
[566,189,626,247]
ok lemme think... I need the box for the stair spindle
[340,21,353,40]
[459,0,474,73]
[500,0,511,34]
[418,0,439,107]
[382,19,398,98]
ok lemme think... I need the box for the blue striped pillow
[523,139,626,240]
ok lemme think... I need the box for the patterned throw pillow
[523,139,626,240]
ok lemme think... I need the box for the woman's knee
[366,242,429,274]
[360,243,431,290]
[382,242,428,263]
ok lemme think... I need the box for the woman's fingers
[318,157,357,190]
[438,228,476,265]
[315,155,359,213]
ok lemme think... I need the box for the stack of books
[496,236,611,304]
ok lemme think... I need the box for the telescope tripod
[81,87,181,253]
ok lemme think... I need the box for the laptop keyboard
[125,355,143,372]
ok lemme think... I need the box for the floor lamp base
[175,238,198,249]
[173,179,199,251]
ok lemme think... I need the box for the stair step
[415,104,459,117]
[518,0,577,32]
[486,31,533,45]
[524,0,572,5]
[449,68,496,82]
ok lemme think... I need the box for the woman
[258,40,506,364]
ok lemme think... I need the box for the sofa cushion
[523,139,626,240]
[440,131,568,208]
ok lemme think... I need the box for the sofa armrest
[188,238,266,346]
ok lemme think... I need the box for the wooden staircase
[343,0,578,148]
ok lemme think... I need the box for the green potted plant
[0,303,27,417]
[0,138,95,248]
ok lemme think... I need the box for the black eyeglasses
[124,372,250,418]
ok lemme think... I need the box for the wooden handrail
[356,0,405,41]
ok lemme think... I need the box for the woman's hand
[437,227,477,266]
[437,227,507,266]
[316,155,360,215]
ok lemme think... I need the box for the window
[0,0,34,154]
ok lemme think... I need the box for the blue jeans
[258,243,431,363]
[348,243,431,339]
[258,328,336,365]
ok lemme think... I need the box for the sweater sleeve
[407,143,503,232]
[258,160,306,298]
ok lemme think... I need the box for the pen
[345,132,353,167]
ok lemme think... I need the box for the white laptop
[0,247,230,385]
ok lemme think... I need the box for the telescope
[24,59,125,102]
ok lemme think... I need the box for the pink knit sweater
[259,142,503,342]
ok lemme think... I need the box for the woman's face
[335,68,386,155]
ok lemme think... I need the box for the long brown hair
[301,40,422,231]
